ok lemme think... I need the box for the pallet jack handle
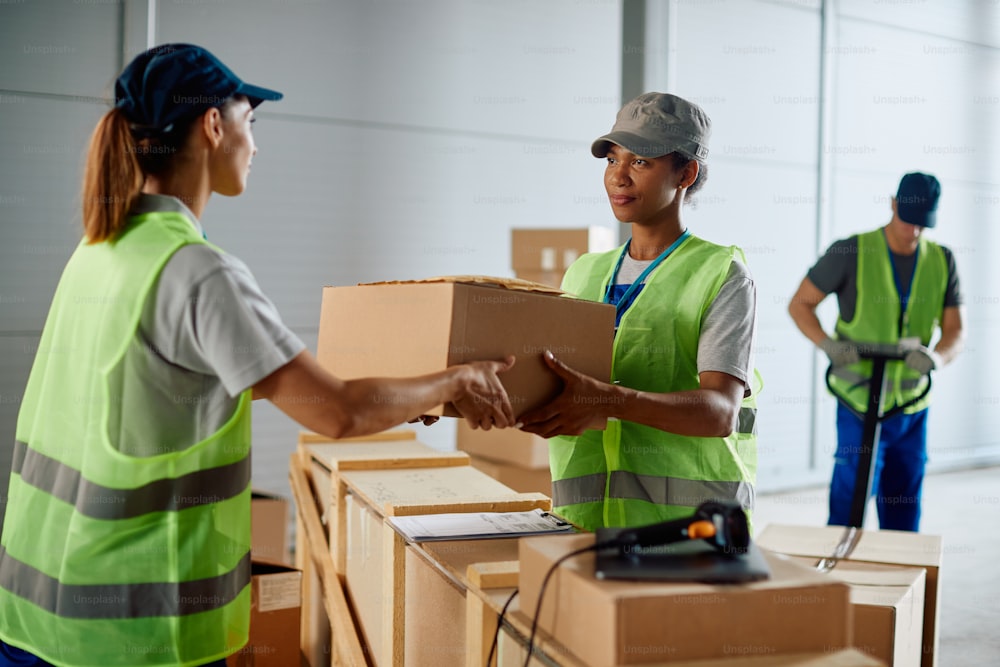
[824,344,932,529]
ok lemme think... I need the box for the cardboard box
[628,650,886,667]
[511,227,617,272]
[341,463,549,665]
[302,437,468,545]
[756,524,942,667]
[784,556,924,667]
[317,279,615,418]
[251,490,291,565]
[469,454,552,496]
[227,560,303,667]
[518,534,852,665]
[456,420,550,469]
[498,622,885,667]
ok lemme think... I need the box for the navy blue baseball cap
[115,43,282,135]
[895,172,941,228]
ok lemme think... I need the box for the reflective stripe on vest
[737,406,757,436]
[553,471,755,512]
[0,546,251,619]
[11,440,250,520]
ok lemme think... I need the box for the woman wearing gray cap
[0,43,514,667]
[519,92,760,533]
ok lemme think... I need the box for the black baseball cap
[115,43,282,135]
[895,172,941,228]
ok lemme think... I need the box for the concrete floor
[754,465,1000,667]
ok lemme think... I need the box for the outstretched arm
[253,350,516,439]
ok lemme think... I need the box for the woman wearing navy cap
[0,44,514,666]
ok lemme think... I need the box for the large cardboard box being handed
[317,276,615,418]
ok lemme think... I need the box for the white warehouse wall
[0,0,997,522]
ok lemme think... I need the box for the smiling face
[209,96,257,196]
[603,144,695,227]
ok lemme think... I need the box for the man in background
[788,172,964,532]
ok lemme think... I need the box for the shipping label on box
[317,279,615,418]
[518,534,852,665]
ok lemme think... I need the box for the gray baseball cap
[591,92,711,162]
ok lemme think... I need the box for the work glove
[904,346,941,375]
[819,337,860,367]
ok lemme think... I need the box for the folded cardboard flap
[362,274,566,295]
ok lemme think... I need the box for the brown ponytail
[81,107,143,244]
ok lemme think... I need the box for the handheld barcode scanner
[604,499,750,555]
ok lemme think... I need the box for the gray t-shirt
[617,253,757,395]
[107,194,306,457]
[807,235,962,322]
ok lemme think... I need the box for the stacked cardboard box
[299,435,551,666]
[251,490,291,565]
[458,421,553,496]
[496,628,886,667]
[518,533,855,666]
[511,227,617,289]
[757,524,942,667]
[783,556,925,666]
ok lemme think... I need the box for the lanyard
[883,228,918,335]
[602,229,691,320]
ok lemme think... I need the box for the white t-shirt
[107,194,306,457]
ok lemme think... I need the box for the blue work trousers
[828,403,928,532]
[0,641,226,667]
